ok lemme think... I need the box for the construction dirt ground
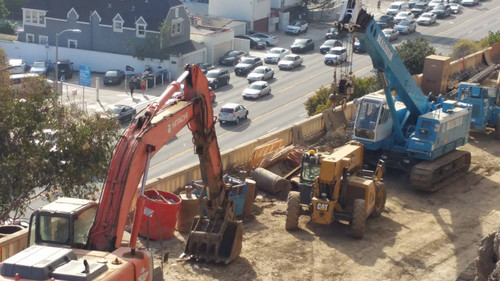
[140,128,500,281]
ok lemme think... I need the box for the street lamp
[55,28,81,97]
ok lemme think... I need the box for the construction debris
[250,168,292,200]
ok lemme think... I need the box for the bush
[0,20,15,35]
[450,39,483,60]
[305,84,333,116]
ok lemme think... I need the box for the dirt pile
[475,227,500,281]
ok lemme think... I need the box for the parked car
[417,12,437,25]
[109,104,136,123]
[394,11,414,24]
[30,60,51,76]
[235,56,263,76]
[250,32,278,46]
[376,15,395,29]
[395,19,417,34]
[247,66,274,83]
[264,47,290,64]
[205,68,230,89]
[278,54,303,70]
[320,39,343,54]
[461,0,478,6]
[325,27,344,39]
[242,81,271,99]
[353,38,365,53]
[382,28,400,41]
[291,38,315,53]
[56,60,74,80]
[411,3,431,16]
[449,3,462,13]
[432,4,452,18]
[8,59,27,74]
[196,62,215,74]
[428,0,444,8]
[324,46,348,66]
[218,50,247,66]
[286,20,308,35]
[386,1,409,16]
[235,35,266,50]
[103,69,125,85]
[218,103,248,125]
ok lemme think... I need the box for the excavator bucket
[184,214,242,264]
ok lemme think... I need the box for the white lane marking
[299,113,307,117]
[267,127,277,133]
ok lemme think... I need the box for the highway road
[143,2,500,182]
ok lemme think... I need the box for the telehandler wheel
[495,115,500,140]
[350,199,366,239]
[285,191,301,230]
[370,182,387,218]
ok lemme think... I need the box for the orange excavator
[0,65,242,281]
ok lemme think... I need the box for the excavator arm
[87,65,241,264]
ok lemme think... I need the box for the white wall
[209,0,252,21]
[252,0,272,21]
[0,40,172,76]
[226,21,247,36]
[191,29,235,64]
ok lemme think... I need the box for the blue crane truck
[336,0,473,191]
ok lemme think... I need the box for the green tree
[0,0,8,20]
[305,84,333,116]
[352,73,383,100]
[395,38,436,75]
[0,50,120,221]
[133,20,172,60]
[449,39,482,60]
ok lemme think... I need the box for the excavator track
[410,150,471,192]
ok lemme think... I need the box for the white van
[8,59,28,74]
[386,1,409,15]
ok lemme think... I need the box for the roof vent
[108,3,112,8]
[131,5,135,11]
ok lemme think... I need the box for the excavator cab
[27,197,97,249]
[353,94,394,147]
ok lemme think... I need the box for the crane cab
[27,197,97,249]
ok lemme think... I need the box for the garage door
[183,49,205,65]
[213,41,232,65]
[253,17,268,33]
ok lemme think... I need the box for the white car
[278,54,303,70]
[449,2,462,12]
[247,66,275,83]
[417,12,437,25]
[218,103,249,125]
[251,32,278,46]
[264,47,290,64]
[324,46,348,65]
[286,20,308,35]
[242,81,271,99]
[394,11,414,24]
[428,0,443,8]
[320,40,343,54]
[461,0,478,6]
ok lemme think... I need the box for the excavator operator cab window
[301,162,321,183]
[356,100,380,130]
[38,214,70,245]
[73,206,97,247]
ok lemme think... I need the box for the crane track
[410,150,471,192]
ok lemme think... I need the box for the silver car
[242,81,271,99]
[264,47,290,64]
[251,32,278,46]
[247,66,275,83]
[278,54,303,70]
[417,12,437,25]
[218,103,249,125]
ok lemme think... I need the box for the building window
[136,24,146,38]
[68,39,77,49]
[171,22,182,37]
[26,33,34,43]
[39,35,48,45]
[113,14,123,32]
[24,9,46,27]
[175,7,179,18]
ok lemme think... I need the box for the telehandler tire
[286,191,301,230]
[370,182,386,218]
[350,199,366,239]
[495,115,500,140]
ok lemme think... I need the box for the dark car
[235,35,266,50]
[353,38,365,53]
[103,69,125,85]
[325,27,344,39]
[56,60,74,80]
[206,68,230,89]
[219,50,247,66]
[432,4,452,18]
[110,104,136,123]
[320,39,343,54]
[234,57,263,76]
[376,15,395,29]
[196,62,215,74]
[291,38,315,53]
[411,3,431,16]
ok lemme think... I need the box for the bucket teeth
[184,217,242,264]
